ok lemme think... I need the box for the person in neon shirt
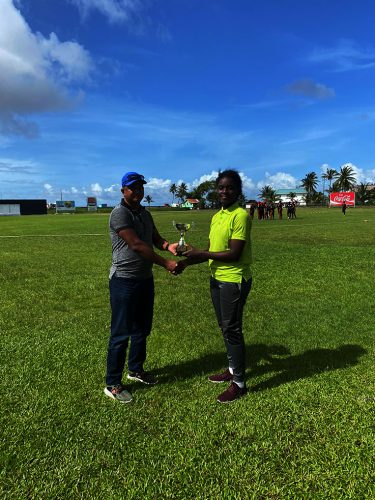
[178,169,252,403]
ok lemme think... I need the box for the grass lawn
[0,207,374,499]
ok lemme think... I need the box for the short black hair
[216,169,243,194]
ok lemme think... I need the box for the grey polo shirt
[109,199,155,279]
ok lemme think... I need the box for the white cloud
[143,178,174,205]
[239,172,256,192]
[308,40,375,72]
[69,0,145,25]
[91,182,103,194]
[0,0,93,137]
[191,171,218,187]
[256,172,298,190]
[364,169,375,183]
[39,32,93,83]
[282,128,337,145]
[104,184,120,194]
[145,177,172,190]
[190,170,255,192]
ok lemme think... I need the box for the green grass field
[1,207,374,499]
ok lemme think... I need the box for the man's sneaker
[217,382,247,404]
[208,368,233,383]
[127,371,158,385]
[104,385,132,403]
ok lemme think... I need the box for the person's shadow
[152,343,366,391]
[248,343,366,392]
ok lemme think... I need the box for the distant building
[180,198,200,209]
[0,199,47,216]
[354,183,375,192]
[275,189,308,205]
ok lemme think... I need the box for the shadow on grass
[152,343,366,391]
[249,343,367,392]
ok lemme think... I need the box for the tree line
[259,165,374,205]
[168,180,246,208]
[147,164,373,208]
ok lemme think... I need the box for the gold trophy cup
[174,222,191,256]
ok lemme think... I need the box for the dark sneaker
[127,371,158,385]
[104,385,132,403]
[217,382,247,404]
[208,368,233,383]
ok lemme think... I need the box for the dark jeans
[106,275,154,386]
[210,277,252,383]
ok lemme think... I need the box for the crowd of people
[249,200,297,220]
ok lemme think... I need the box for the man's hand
[167,242,179,256]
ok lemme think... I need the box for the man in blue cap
[104,171,179,403]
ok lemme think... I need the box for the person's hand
[167,242,179,256]
[182,246,204,260]
[165,259,178,273]
[173,260,188,275]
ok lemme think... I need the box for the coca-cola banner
[329,192,355,206]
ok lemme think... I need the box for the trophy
[173,222,191,256]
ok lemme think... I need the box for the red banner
[329,192,355,206]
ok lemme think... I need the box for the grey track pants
[210,276,252,383]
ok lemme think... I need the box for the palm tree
[368,187,375,205]
[206,189,219,208]
[331,179,340,192]
[356,182,369,205]
[335,165,356,191]
[176,182,188,204]
[300,171,318,203]
[188,179,216,209]
[258,185,276,201]
[144,195,153,208]
[311,191,324,204]
[288,191,297,202]
[322,168,338,193]
[169,183,177,204]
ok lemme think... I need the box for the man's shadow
[152,343,366,391]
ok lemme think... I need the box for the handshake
[170,259,187,275]
[164,243,205,276]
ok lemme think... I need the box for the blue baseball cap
[121,171,147,187]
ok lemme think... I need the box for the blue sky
[1,0,375,205]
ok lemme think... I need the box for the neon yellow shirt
[208,202,252,283]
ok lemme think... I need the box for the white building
[275,189,307,205]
